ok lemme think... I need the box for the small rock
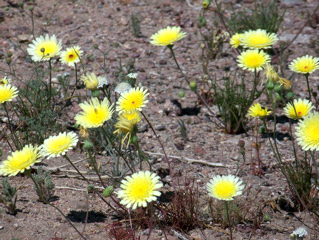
[0,226,3,230]
[138,124,148,133]
[18,34,31,43]
[13,223,19,229]
[155,124,166,131]
[159,59,167,65]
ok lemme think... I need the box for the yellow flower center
[128,178,152,200]
[214,180,236,199]
[11,150,36,170]
[304,124,319,143]
[48,137,71,154]
[0,89,12,102]
[245,52,265,68]
[36,41,58,58]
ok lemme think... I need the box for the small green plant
[0,178,17,215]
[211,72,257,134]
[227,0,285,33]
[131,14,142,38]
[32,167,55,203]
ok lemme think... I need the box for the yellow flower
[284,99,313,120]
[150,26,186,46]
[116,87,149,114]
[60,46,83,67]
[117,171,163,209]
[113,116,136,146]
[40,132,78,159]
[230,33,243,48]
[27,34,62,62]
[0,76,10,85]
[75,97,114,128]
[263,64,279,83]
[0,84,19,104]
[81,72,99,90]
[237,49,270,72]
[122,110,141,125]
[289,55,319,75]
[247,103,271,118]
[240,29,278,49]
[295,112,319,151]
[0,145,41,176]
[207,175,244,201]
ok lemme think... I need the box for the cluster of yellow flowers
[231,29,277,72]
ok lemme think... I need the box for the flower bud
[275,92,281,102]
[28,6,34,11]
[130,135,138,144]
[266,81,274,91]
[202,0,211,8]
[87,184,95,193]
[6,58,11,65]
[7,51,12,58]
[93,44,99,49]
[238,140,245,148]
[286,92,294,100]
[83,139,94,150]
[18,1,24,8]
[178,90,185,98]
[92,89,100,97]
[258,126,265,134]
[103,186,114,197]
[274,84,282,92]
[190,81,197,92]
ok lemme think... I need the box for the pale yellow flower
[150,26,186,46]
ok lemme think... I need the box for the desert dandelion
[60,46,83,67]
[150,26,186,46]
[27,34,62,62]
[0,84,18,104]
[117,171,163,209]
[284,99,313,120]
[237,49,270,72]
[0,145,41,176]
[241,29,278,49]
[116,87,149,114]
[295,112,319,151]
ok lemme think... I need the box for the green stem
[101,126,135,174]
[141,111,175,189]
[63,154,90,184]
[3,102,20,150]
[49,58,52,102]
[305,74,312,101]
[225,201,233,240]
[88,151,106,188]
[167,45,224,128]
[70,63,78,98]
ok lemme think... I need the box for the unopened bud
[312,92,317,98]
[92,89,100,97]
[286,92,294,100]
[40,47,45,53]
[190,81,197,92]
[275,92,281,102]
[202,0,211,8]
[93,44,99,49]
[87,184,95,193]
[28,6,34,11]
[83,139,94,150]
[7,51,12,58]
[258,126,265,134]
[266,81,274,91]
[103,186,114,197]
[6,58,11,65]
[130,135,138,144]
[274,84,282,92]
[178,90,185,98]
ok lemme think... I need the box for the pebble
[0,226,3,230]
[13,223,19,229]
[155,124,166,131]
